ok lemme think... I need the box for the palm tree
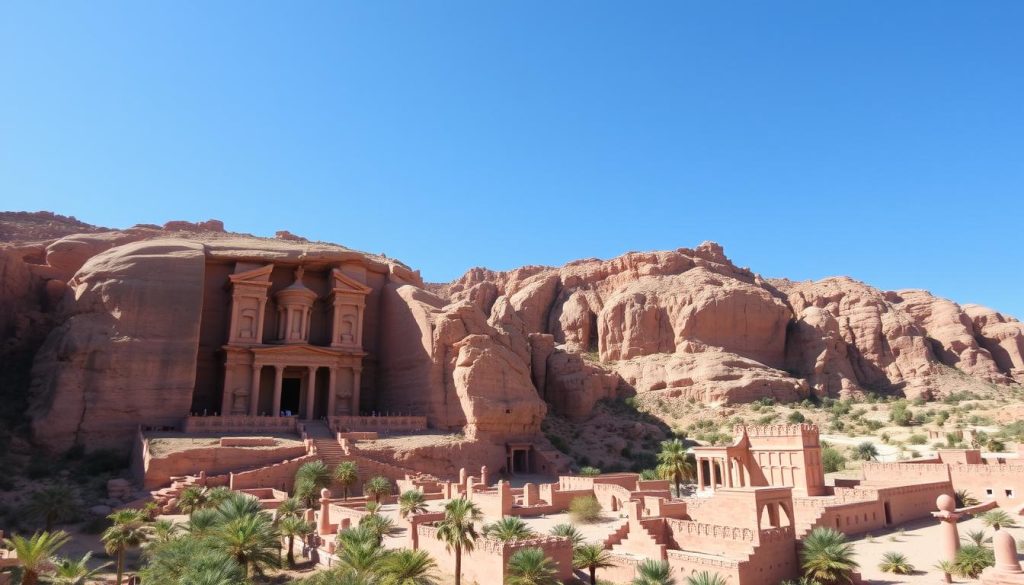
[578,466,601,477]
[188,508,222,537]
[25,485,79,531]
[953,544,995,578]
[275,497,305,520]
[207,486,235,508]
[51,551,111,585]
[656,439,694,497]
[483,516,536,542]
[364,476,393,503]
[878,551,914,574]
[854,441,879,461]
[216,492,263,521]
[102,509,149,585]
[177,486,211,515]
[1,531,70,585]
[278,516,314,567]
[934,559,956,584]
[146,519,181,546]
[336,525,389,578]
[685,572,727,585]
[365,501,382,515]
[632,559,675,585]
[981,509,1017,530]
[573,543,614,584]
[549,524,585,550]
[361,512,400,545]
[434,498,481,585]
[954,489,979,508]
[506,547,558,585]
[295,461,333,506]
[799,527,858,584]
[214,512,280,578]
[335,461,360,500]
[379,548,440,585]
[962,529,992,546]
[398,490,428,519]
[141,536,244,585]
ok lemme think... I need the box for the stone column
[710,459,718,491]
[256,298,267,342]
[480,466,489,486]
[725,458,734,488]
[351,368,362,416]
[221,365,235,416]
[272,365,284,417]
[326,367,337,418]
[318,489,332,535]
[697,458,705,491]
[933,494,962,564]
[523,483,538,506]
[993,529,1023,574]
[249,365,262,416]
[305,366,317,420]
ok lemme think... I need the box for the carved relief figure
[231,386,250,414]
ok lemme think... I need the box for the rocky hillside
[440,242,1024,420]
[1,212,1022,456]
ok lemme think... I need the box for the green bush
[907,434,927,445]
[822,446,847,474]
[787,411,806,424]
[890,402,914,427]
[569,496,603,523]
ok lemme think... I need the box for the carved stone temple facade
[220,264,371,419]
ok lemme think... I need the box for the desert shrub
[787,411,806,424]
[934,411,950,426]
[863,420,884,431]
[821,446,847,474]
[907,434,927,445]
[953,544,994,578]
[879,551,914,574]
[547,434,569,454]
[756,414,777,425]
[579,466,601,477]
[569,496,602,523]
[890,401,914,426]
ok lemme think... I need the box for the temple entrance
[507,444,532,474]
[280,378,301,416]
[883,501,893,525]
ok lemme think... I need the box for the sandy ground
[851,513,1024,584]
[145,432,303,456]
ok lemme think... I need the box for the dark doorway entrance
[281,378,301,416]
[512,449,529,474]
[883,501,893,525]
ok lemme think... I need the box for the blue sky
[1,2,1022,315]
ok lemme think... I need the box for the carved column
[249,365,262,416]
[351,368,361,416]
[697,458,705,491]
[221,365,235,416]
[272,365,284,417]
[326,367,337,418]
[305,366,318,420]
[726,458,734,488]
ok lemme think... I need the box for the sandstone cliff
[2,212,1022,454]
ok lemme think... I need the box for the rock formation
[1,212,1022,454]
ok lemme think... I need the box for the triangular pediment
[229,264,273,285]
[331,268,372,295]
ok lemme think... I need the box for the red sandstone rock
[963,304,1024,376]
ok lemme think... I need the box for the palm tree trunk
[590,566,597,583]
[455,544,462,585]
[943,572,952,584]
[287,535,295,566]
[116,548,125,585]
[23,570,38,585]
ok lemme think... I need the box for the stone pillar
[459,468,467,490]
[933,494,962,564]
[221,365,235,416]
[993,529,1023,574]
[466,477,475,498]
[256,298,267,342]
[249,365,262,416]
[318,489,332,535]
[523,483,538,506]
[710,459,718,491]
[480,466,489,486]
[272,365,284,417]
[305,366,317,420]
[351,368,362,416]
[697,458,705,491]
[327,367,338,418]
[725,459,733,488]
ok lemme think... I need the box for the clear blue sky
[2,2,1022,315]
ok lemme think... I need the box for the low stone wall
[416,525,572,584]
[328,415,427,433]
[229,453,317,492]
[220,437,277,447]
[182,415,298,434]
[142,442,308,489]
